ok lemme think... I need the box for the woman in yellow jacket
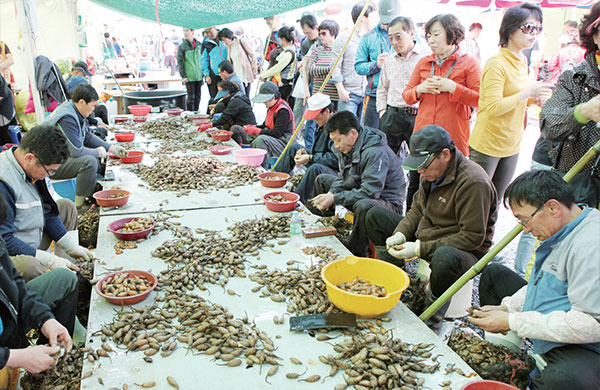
[469,2,552,200]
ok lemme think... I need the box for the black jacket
[310,125,338,170]
[212,92,256,129]
[34,56,68,107]
[330,126,406,208]
[0,238,54,368]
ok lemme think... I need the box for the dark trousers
[280,81,294,109]
[273,143,304,174]
[244,82,251,98]
[27,268,79,339]
[479,263,527,306]
[313,174,403,256]
[185,81,202,111]
[231,125,247,145]
[365,206,478,297]
[380,106,416,154]
[294,163,337,204]
[406,171,420,212]
[479,264,600,390]
[207,74,222,101]
[469,148,519,201]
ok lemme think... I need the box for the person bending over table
[364,125,497,332]
[470,170,600,390]
[310,110,405,257]
[197,80,256,131]
[231,82,294,168]
[273,93,339,203]
[0,125,92,281]
[0,193,77,374]
[43,83,127,208]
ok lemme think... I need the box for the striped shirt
[307,44,339,101]
[376,43,428,113]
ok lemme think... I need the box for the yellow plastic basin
[321,256,410,318]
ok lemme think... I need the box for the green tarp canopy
[89,0,322,29]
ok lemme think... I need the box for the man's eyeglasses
[390,32,407,42]
[518,206,542,228]
[520,23,543,35]
[418,153,438,171]
[33,153,56,177]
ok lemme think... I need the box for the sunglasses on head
[520,23,543,35]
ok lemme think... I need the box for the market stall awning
[88,0,322,29]
[445,0,593,7]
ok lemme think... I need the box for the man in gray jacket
[0,125,92,280]
[43,84,126,208]
[311,110,406,256]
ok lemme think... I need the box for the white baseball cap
[303,93,331,120]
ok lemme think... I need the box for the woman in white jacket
[218,28,258,97]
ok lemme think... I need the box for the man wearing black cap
[365,125,497,331]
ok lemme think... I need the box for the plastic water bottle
[290,211,302,236]
[106,98,118,123]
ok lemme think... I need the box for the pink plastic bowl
[460,380,518,390]
[166,108,183,116]
[233,148,267,167]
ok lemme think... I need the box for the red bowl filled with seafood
[108,217,155,241]
[263,191,300,212]
[95,270,157,305]
[210,130,233,142]
[93,189,130,207]
[258,172,290,188]
[166,108,183,116]
[120,151,144,164]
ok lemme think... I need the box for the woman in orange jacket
[402,14,481,209]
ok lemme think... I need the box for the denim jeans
[362,95,380,129]
[337,93,364,120]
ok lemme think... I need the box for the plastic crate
[8,126,21,145]
[51,178,77,201]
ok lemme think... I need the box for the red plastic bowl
[108,217,156,241]
[258,172,290,188]
[460,380,518,390]
[193,118,212,125]
[115,132,135,142]
[133,116,147,123]
[128,105,152,116]
[263,191,300,212]
[114,115,131,124]
[107,151,119,159]
[211,130,233,142]
[93,189,131,207]
[95,270,157,305]
[120,151,144,164]
[209,145,234,155]
[188,113,210,120]
[166,108,183,116]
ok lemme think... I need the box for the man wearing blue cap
[365,124,497,331]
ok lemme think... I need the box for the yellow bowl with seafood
[321,256,410,318]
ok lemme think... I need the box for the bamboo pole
[419,138,600,322]
[269,0,371,172]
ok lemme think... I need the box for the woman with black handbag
[540,2,600,207]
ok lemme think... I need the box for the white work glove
[385,232,406,250]
[388,240,420,260]
[109,144,128,158]
[56,232,94,260]
[35,250,79,271]
[96,146,107,159]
